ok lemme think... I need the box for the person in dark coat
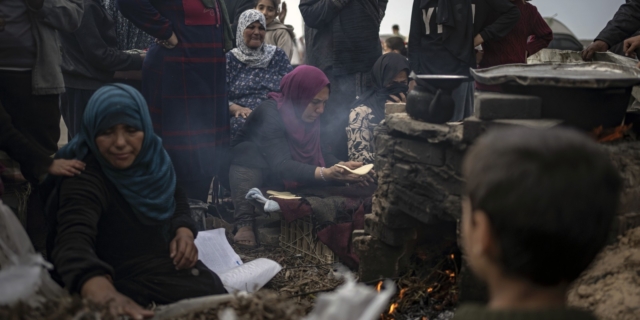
[229,66,366,247]
[583,0,640,60]
[299,0,388,161]
[117,0,233,202]
[60,0,145,140]
[408,0,519,121]
[49,85,226,319]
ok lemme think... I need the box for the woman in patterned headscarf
[227,9,292,138]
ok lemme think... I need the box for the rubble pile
[568,227,640,320]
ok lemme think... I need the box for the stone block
[462,117,562,143]
[385,113,451,142]
[445,145,466,175]
[393,137,445,166]
[474,92,541,120]
[364,213,417,246]
[372,197,420,229]
[385,102,406,115]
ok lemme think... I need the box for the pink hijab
[268,66,330,169]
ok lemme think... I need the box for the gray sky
[285,0,625,41]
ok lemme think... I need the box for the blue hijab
[57,84,176,225]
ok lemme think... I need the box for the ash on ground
[568,226,640,320]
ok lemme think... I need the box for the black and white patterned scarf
[230,10,276,69]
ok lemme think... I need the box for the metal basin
[471,63,640,129]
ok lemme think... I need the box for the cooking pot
[406,75,467,124]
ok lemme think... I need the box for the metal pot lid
[471,62,640,88]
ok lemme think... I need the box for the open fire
[377,253,459,320]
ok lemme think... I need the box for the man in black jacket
[59,0,144,140]
[300,0,388,160]
[408,0,519,122]
[583,0,640,60]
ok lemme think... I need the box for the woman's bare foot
[234,226,257,247]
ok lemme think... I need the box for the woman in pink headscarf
[229,65,367,247]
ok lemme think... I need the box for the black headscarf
[352,53,410,124]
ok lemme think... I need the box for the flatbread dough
[266,190,301,200]
[335,163,374,176]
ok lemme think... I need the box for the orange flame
[592,123,633,143]
[427,287,433,293]
[422,317,428,320]
[399,288,407,299]
[376,281,383,292]
[450,254,455,260]
[388,303,398,314]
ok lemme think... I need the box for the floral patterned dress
[227,48,292,138]
[346,105,377,165]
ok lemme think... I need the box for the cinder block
[394,137,445,166]
[474,92,541,120]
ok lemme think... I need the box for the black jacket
[300,0,388,76]
[408,0,519,77]
[60,0,143,90]
[0,101,52,184]
[596,0,640,48]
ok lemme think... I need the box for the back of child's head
[463,126,622,286]
[385,37,407,56]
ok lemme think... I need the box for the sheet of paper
[219,258,282,293]
[194,228,243,275]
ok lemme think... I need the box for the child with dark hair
[456,127,622,320]
[384,37,408,57]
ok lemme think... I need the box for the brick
[372,197,420,229]
[474,92,541,120]
[354,235,413,282]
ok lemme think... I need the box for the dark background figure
[0,0,83,158]
[103,0,154,50]
[117,0,233,202]
[60,0,145,140]
[0,0,83,254]
[476,0,552,92]
[300,0,389,161]
[384,36,408,57]
[392,24,406,41]
[408,0,519,122]
[583,0,640,60]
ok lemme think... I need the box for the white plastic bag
[0,200,63,306]
[304,274,396,320]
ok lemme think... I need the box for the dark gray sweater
[231,99,340,185]
[60,0,143,90]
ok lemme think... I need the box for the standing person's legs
[229,165,263,246]
[0,70,60,155]
[60,88,95,140]
[451,81,475,122]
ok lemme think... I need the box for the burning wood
[591,123,633,142]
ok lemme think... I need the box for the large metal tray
[471,62,640,89]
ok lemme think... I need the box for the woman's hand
[230,104,253,118]
[582,40,609,61]
[170,227,198,270]
[82,276,154,319]
[323,165,364,183]
[48,159,86,176]
[157,32,178,49]
[386,92,406,103]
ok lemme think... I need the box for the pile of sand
[568,227,640,320]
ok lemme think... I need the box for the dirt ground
[567,227,640,320]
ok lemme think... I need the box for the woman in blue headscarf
[48,84,226,319]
